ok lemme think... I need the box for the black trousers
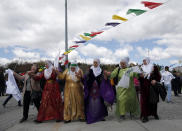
[0,87,5,96]
[3,95,13,105]
[23,91,40,119]
[3,94,21,106]
[173,85,178,96]
[177,86,181,94]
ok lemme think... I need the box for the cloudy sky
[0,0,181,66]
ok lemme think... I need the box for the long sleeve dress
[58,69,85,121]
[84,69,115,124]
[34,71,63,122]
[110,67,140,116]
[139,67,161,119]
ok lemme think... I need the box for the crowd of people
[0,57,182,124]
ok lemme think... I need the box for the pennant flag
[84,33,91,36]
[64,50,72,55]
[69,45,79,48]
[80,35,91,41]
[112,15,128,21]
[90,31,104,37]
[141,1,163,9]
[105,22,120,27]
[74,40,87,44]
[127,9,146,16]
[84,33,96,38]
[68,48,75,51]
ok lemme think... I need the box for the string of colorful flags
[58,1,165,65]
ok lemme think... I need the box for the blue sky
[0,0,181,67]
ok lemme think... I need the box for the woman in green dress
[110,57,140,120]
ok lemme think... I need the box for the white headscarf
[44,60,54,80]
[141,57,153,75]
[119,57,130,68]
[68,61,80,82]
[90,58,102,77]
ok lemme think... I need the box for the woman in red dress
[33,61,63,123]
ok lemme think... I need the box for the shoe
[64,120,71,123]
[19,118,27,123]
[101,119,106,121]
[34,120,42,123]
[2,104,5,108]
[154,115,159,120]
[142,117,148,123]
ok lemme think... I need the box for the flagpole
[65,0,68,68]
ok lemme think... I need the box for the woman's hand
[151,80,157,85]
[75,71,82,79]
[140,73,144,78]
[103,70,111,80]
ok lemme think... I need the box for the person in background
[161,66,175,103]
[0,70,6,96]
[176,72,181,94]
[171,71,181,96]
[2,71,22,108]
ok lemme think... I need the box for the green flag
[84,33,91,36]
[127,9,146,16]
[84,33,96,38]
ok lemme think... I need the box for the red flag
[64,60,69,65]
[90,31,104,37]
[141,1,163,9]
[69,45,79,48]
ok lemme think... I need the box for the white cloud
[0,57,11,65]
[12,48,40,59]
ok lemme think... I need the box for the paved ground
[0,93,182,131]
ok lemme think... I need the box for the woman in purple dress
[84,59,114,124]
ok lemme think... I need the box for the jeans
[165,84,171,102]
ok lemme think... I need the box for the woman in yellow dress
[57,62,85,123]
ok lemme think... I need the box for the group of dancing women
[11,57,166,124]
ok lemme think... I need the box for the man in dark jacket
[171,71,181,96]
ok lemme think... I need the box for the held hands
[75,71,82,79]
[151,80,157,85]
[27,71,35,77]
[103,70,111,80]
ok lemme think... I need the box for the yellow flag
[112,15,128,21]
[80,35,91,41]
[64,50,72,55]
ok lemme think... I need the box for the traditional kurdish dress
[110,67,140,117]
[58,67,85,122]
[84,62,115,124]
[34,62,63,122]
[139,57,154,121]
